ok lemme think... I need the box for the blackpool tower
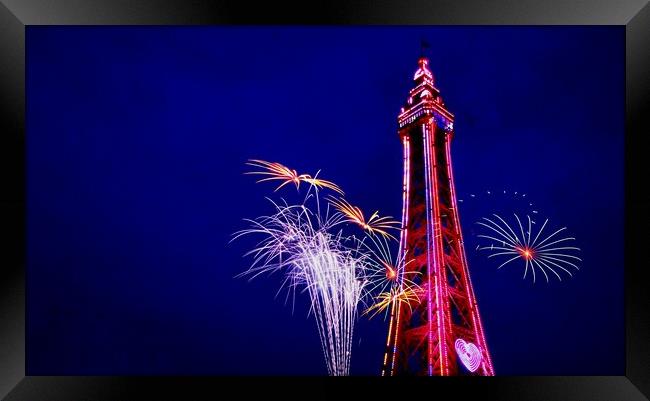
[382,56,495,376]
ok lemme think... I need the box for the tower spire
[415,40,434,84]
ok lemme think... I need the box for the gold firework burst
[328,196,399,240]
[363,285,420,319]
[246,159,344,194]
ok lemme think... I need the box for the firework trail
[328,196,400,240]
[475,213,581,283]
[245,159,344,194]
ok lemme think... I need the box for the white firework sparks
[475,213,582,283]
[233,193,369,376]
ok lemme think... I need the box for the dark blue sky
[26,26,624,375]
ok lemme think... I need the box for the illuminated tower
[382,57,495,376]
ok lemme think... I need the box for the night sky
[26,26,624,375]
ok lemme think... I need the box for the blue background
[26,27,624,375]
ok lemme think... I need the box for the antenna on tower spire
[420,38,430,58]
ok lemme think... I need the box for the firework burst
[351,229,422,322]
[359,233,420,299]
[246,159,344,194]
[328,196,400,240]
[475,213,581,283]
[363,285,421,320]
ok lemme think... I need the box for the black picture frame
[1,1,648,399]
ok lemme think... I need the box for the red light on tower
[382,56,495,376]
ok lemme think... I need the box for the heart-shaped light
[454,338,482,373]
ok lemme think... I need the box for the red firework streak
[382,57,495,376]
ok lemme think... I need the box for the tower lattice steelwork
[382,57,495,376]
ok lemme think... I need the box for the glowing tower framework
[382,57,495,376]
